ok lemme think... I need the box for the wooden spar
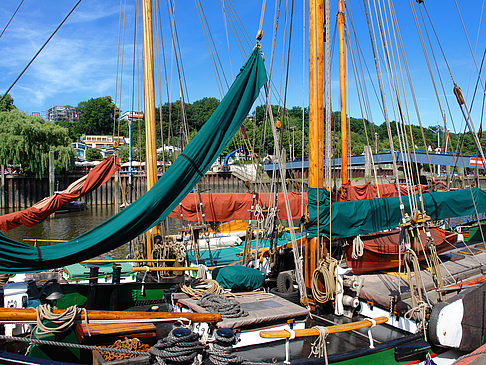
[338,0,347,184]
[142,0,160,260]
[306,0,325,289]
[259,316,388,339]
[82,259,176,263]
[132,266,217,272]
[0,308,221,323]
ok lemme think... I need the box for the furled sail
[0,48,267,273]
[0,156,120,231]
[307,187,486,238]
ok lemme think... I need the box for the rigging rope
[0,0,24,40]
[0,0,83,104]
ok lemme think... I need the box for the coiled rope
[311,256,338,303]
[181,279,223,299]
[149,328,203,365]
[34,304,88,336]
[197,293,248,318]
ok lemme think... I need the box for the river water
[1,206,184,259]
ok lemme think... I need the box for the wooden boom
[259,316,388,339]
[0,308,221,323]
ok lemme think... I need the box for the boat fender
[277,271,294,293]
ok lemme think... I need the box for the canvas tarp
[307,187,486,238]
[0,47,267,273]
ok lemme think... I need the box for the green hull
[56,279,182,309]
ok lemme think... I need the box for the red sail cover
[169,182,443,222]
[0,156,120,231]
[335,182,432,201]
[168,192,305,222]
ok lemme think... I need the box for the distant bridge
[263,151,485,171]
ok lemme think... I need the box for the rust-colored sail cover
[0,156,120,231]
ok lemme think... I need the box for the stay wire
[0,0,83,104]
[0,0,24,40]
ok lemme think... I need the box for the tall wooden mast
[305,0,325,288]
[338,0,348,184]
[142,0,158,260]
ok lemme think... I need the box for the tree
[0,110,74,177]
[77,96,119,135]
[0,94,16,112]
[86,148,103,162]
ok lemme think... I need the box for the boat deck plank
[175,292,309,329]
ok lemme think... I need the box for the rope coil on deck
[197,293,248,318]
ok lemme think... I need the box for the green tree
[0,110,74,177]
[0,94,16,112]
[86,148,103,162]
[77,96,119,135]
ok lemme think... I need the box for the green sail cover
[307,187,486,239]
[0,48,267,273]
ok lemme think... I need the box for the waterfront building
[47,106,79,122]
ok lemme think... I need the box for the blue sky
[0,0,485,135]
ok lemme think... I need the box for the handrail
[259,316,388,339]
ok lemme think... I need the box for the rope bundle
[181,279,223,299]
[197,293,248,318]
[149,328,203,365]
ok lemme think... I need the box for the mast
[306,0,325,288]
[142,0,159,260]
[338,0,347,184]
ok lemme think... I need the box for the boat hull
[345,227,457,274]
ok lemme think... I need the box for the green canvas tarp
[0,48,267,273]
[307,187,486,239]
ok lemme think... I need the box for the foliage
[86,148,103,162]
[0,110,74,177]
[77,96,119,135]
[0,94,16,112]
